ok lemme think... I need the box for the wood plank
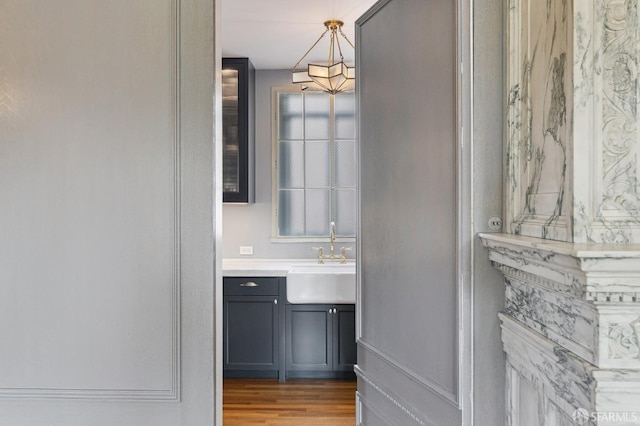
[223,378,357,425]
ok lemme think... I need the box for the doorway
[217,1,370,423]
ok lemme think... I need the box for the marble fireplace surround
[493,0,640,422]
[481,233,640,423]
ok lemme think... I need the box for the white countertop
[222,258,356,277]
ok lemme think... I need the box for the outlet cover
[488,216,503,231]
[239,246,254,256]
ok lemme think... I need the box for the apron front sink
[286,263,356,304]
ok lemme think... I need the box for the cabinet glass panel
[222,68,240,194]
[222,58,254,203]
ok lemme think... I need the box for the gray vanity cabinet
[285,304,356,378]
[223,277,284,379]
[333,305,357,372]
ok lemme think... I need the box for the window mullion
[329,94,336,229]
[302,93,307,237]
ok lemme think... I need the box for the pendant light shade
[291,20,355,94]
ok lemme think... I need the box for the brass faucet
[312,246,325,264]
[329,221,336,260]
[313,222,351,264]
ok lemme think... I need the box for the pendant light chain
[291,28,330,72]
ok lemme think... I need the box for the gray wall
[0,0,217,424]
[222,69,356,260]
[472,0,506,424]
[356,0,465,424]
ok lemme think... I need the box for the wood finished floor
[223,378,357,425]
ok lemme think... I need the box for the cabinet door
[224,295,278,372]
[285,304,332,372]
[222,57,254,203]
[333,305,357,371]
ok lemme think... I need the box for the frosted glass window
[334,92,356,139]
[278,141,304,188]
[278,189,305,236]
[304,93,331,140]
[274,88,357,239]
[334,140,356,187]
[305,189,331,236]
[278,93,303,140]
[305,141,331,187]
[334,189,357,236]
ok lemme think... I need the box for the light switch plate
[239,246,254,255]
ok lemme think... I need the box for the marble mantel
[481,233,640,424]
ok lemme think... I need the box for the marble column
[487,0,640,423]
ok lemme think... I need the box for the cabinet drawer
[224,277,279,296]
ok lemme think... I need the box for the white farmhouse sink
[286,263,356,304]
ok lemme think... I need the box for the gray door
[355,0,471,424]
[0,1,218,424]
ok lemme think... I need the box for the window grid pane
[278,141,305,188]
[278,189,305,236]
[334,139,356,188]
[334,92,356,139]
[305,189,331,236]
[304,93,331,140]
[278,93,303,140]
[334,189,357,236]
[305,140,331,188]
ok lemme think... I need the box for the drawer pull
[240,281,259,287]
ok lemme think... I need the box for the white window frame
[271,85,357,242]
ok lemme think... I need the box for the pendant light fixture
[291,20,355,94]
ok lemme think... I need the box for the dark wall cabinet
[222,58,254,203]
[285,304,356,379]
[223,277,284,379]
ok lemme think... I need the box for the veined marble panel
[507,0,640,243]
[502,314,596,420]
[503,313,640,424]
[504,275,597,363]
[507,0,573,241]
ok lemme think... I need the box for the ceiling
[221,0,377,70]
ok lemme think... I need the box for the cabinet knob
[240,281,258,287]
[274,299,278,305]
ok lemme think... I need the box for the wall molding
[355,366,429,426]
[0,0,181,401]
[358,338,459,407]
